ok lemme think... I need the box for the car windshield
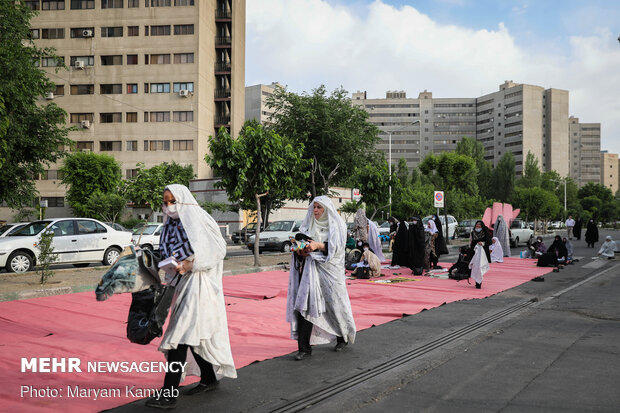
[379,222,390,228]
[10,221,50,236]
[265,221,293,232]
[462,220,476,227]
[245,223,257,230]
[511,221,522,229]
[133,225,159,235]
[0,224,12,234]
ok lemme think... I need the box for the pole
[388,131,392,217]
[564,178,567,212]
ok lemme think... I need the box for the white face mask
[412,220,418,225]
[163,204,179,219]
[363,247,369,251]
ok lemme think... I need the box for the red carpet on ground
[0,257,551,412]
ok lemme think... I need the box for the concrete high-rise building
[8,0,245,220]
[245,82,282,125]
[569,117,601,187]
[600,151,618,194]
[354,81,577,177]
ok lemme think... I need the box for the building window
[126,112,137,123]
[147,54,170,64]
[70,56,94,66]
[40,170,63,180]
[100,84,122,94]
[126,169,138,179]
[173,53,194,64]
[144,140,170,151]
[76,141,94,151]
[70,85,94,95]
[100,141,122,151]
[148,0,171,6]
[101,27,123,37]
[149,83,170,93]
[101,0,123,8]
[150,25,171,36]
[173,24,194,35]
[41,197,65,208]
[70,113,94,123]
[71,0,94,8]
[42,56,64,67]
[55,85,65,95]
[128,0,138,6]
[173,82,194,93]
[42,0,66,9]
[101,55,122,65]
[30,29,40,39]
[42,28,65,39]
[126,84,138,94]
[144,26,149,36]
[100,112,122,123]
[174,0,193,5]
[126,141,138,152]
[173,111,193,122]
[173,140,193,151]
[25,1,40,9]
[126,54,138,65]
[70,28,95,38]
[127,26,139,36]
[148,112,170,122]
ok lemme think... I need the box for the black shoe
[145,396,177,409]
[475,282,481,289]
[532,276,545,282]
[334,341,347,352]
[186,381,219,396]
[294,351,311,361]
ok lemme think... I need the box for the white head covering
[164,184,226,272]
[606,235,613,241]
[299,196,346,260]
[425,219,438,234]
[367,218,386,262]
[490,236,504,262]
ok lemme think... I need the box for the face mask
[163,204,179,219]
[363,247,369,251]
[412,220,418,225]
[475,228,482,232]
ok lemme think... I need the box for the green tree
[355,155,391,220]
[0,1,72,207]
[205,123,309,266]
[491,152,515,202]
[455,137,492,198]
[60,152,122,217]
[391,184,435,220]
[338,200,359,223]
[577,182,613,203]
[266,84,380,197]
[85,192,126,223]
[419,152,478,195]
[125,162,195,216]
[36,228,57,285]
[517,151,542,188]
[396,157,409,187]
[512,187,561,230]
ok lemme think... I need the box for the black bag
[127,274,179,345]
[353,266,371,279]
[449,270,471,281]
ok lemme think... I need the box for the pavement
[107,229,619,413]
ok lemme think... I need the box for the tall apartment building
[354,81,578,177]
[569,117,601,187]
[245,82,282,125]
[16,0,245,219]
[600,151,618,194]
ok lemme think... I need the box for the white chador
[469,244,490,285]
[598,236,617,258]
[158,184,237,380]
[286,196,357,345]
[489,237,504,263]
[367,219,386,262]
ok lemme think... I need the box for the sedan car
[131,223,163,251]
[0,223,28,238]
[422,215,459,239]
[231,222,257,244]
[456,219,478,238]
[247,220,303,253]
[0,218,132,273]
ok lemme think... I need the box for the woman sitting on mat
[286,196,356,361]
[489,237,504,263]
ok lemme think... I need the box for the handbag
[126,272,180,345]
[353,265,371,279]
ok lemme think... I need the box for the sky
[245,0,620,155]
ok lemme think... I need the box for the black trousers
[163,344,217,394]
[296,311,344,353]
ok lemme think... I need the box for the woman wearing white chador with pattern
[489,237,504,263]
[286,196,356,360]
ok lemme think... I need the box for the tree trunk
[311,159,317,199]
[254,194,262,267]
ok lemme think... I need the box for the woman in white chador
[367,219,386,262]
[469,244,490,289]
[489,237,504,263]
[147,184,236,409]
[286,196,356,360]
[598,236,617,259]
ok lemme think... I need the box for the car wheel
[140,244,153,251]
[281,241,291,253]
[73,263,90,268]
[514,236,520,247]
[7,251,33,273]
[102,247,121,266]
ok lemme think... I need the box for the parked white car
[0,218,132,273]
[0,223,28,238]
[510,219,534,247]
[131,223,163,251]
[377,221,391,235]
[423,215,459,239]
[247,220,303,252]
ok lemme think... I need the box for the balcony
[215,36,232,46]
[215,61,231,73]
[215,88,231,99]
[215,9,232,19]
[215,115,230,126]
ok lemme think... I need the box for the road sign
[352,188,361,201]
[39,200,48,208]
[434,191,444,208]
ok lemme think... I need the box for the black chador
[407,217,425,275]
[390,219,409,267]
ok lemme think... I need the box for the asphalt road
[112,230,620,413]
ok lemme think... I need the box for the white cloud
[246,0,620,156]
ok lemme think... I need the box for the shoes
[294,351,311,361]
[532,276,545,282]
[475,282,481,289]
[553,267,559,272]
[334,341,348,352]
[145,396,177,410]
[186,381,219,396]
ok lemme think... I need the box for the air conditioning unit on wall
[45,92,54,100]
[74,61,85,69]
[82,29,93,37]
[81,120,91,129]
[179,89,190,97]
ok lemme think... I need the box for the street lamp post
[388,119,421,216]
